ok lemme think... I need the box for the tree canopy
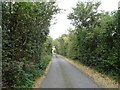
[54,1,120,82]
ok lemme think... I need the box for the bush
[2,2,58,88]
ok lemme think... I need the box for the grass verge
[17,55,52,88]
[32,58,52,88]
[59,55,118,88]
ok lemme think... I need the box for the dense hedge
[54,1,120,82]
[2,2,59,88]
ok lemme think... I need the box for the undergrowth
[2,55,52,88]
[20,55,52,88]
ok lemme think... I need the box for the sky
[49,0,120,39]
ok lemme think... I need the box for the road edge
[59,55,118,88]
[32,59,52,88]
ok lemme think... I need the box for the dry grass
[32,61,52,88]
[60,55,118,88]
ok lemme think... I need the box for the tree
[68,1,101,31]
[54,1,120,82]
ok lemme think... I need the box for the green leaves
[68,1,101,30]
[2,2,58,88]
[55,1,119,82]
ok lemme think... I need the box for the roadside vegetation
[53,1,120,83]
[2,2,59,88]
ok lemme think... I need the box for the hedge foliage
[53,1,120,82]
[2,2,59,88]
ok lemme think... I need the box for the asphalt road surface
[40,55,100,88]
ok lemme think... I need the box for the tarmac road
[40,55,100,88]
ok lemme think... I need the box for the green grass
[66,56,119,84]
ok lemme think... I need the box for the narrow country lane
[40,55,100,88]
